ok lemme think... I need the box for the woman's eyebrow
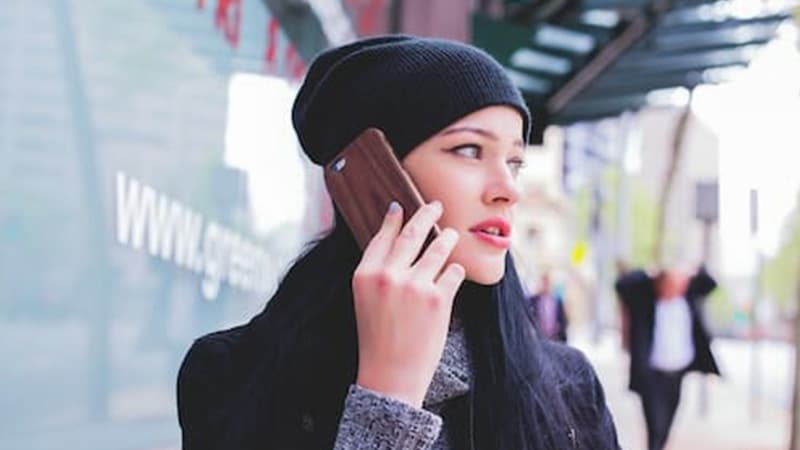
[440,126,524,147]
[441,126,495,139]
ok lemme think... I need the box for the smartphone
[324,127,440,251]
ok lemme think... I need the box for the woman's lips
[470,230,511,249]
[469,218,511,249]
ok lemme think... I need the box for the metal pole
[614,114,632,266]
[749,189,762,421]
[53,0,112,421]
[591,182,606,344]
[789,274,800,449]
[389,0,403,33]
[749,252,763,421]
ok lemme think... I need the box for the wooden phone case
[324,128,439,250]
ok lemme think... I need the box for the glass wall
[0,1,326,448]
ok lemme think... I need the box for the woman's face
[402,105,525,285]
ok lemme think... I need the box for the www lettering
[115,171,271,300]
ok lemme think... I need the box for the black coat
[615,268,721,394]
[177,323,620,450]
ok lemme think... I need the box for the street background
[574,327,793,450]
[2,1,800,449]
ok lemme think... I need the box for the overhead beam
[545,13,650,114]
[637,21,781,53]
[554,92,650,122]
[578,64,746,97]
[554,86,689,122]
[659,3,794,29]
[613,43,761,72]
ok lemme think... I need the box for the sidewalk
[571,328,792,450]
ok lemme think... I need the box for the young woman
[177,35,620,450]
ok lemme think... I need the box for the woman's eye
[450,145,481,159]
[508,158,527,176]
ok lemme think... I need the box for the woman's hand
[352,201,465,408]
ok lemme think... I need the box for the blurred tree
[761,198,800,317]
[655,102,691,265]
[598,167,660,269]
[629,179,660,269]
[705,284,735,335]
[789,10,800,443]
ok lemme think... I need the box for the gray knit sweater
[333,322,471,450]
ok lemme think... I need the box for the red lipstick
[468,217,511,249]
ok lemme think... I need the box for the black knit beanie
[292,35,531,166]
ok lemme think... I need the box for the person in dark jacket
[529,272,569,342]
[177,35,620,450]
[615,265,720,450]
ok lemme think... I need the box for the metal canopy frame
[260,0,794,143]
[474,0,796,142]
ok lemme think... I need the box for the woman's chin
[464,265,505,286]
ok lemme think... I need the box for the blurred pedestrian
[177,35,620,450]
[529,272,569,342]
[615,264,720,450]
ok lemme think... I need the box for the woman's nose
[482,163,520,205]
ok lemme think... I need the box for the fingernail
[430,201,442,212]
[388,201,401,214]
[443,228,459,244]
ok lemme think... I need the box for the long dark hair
[237,215,580,449]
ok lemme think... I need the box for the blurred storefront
[1,1,332,448]
[0,1,476,448]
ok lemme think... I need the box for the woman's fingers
[361,201,403,264]
[384,201,442,269]
[435,262,466,300]
[352,202,465,409]
[411,228,459,283]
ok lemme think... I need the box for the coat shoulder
[178,324,248,387]
[540,341,621,449]
[177,325,249,446]
[542,341,592,375]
